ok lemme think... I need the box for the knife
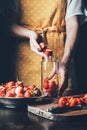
[46,105,83,114]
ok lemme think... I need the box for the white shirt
[66,0,87,24]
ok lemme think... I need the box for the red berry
[43,82,49,89]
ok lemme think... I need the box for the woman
[1,0,87,96]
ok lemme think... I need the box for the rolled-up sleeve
[65,0,87,24]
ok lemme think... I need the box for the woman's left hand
[48,61,68,96]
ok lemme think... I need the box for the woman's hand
[48,61,68,96]
[10,24,47,59]
[29,30,47,60]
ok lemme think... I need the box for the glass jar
[41,56,59,88]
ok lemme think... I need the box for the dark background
[0,1,87,94]
[0,14,16,83]
[74,22,87,93]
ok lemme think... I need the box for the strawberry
[24,90,31,98]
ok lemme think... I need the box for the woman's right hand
[10,24,48,59]
[29,30,48,60]
[29,30,41,52]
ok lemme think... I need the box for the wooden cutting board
[27,98,87,121]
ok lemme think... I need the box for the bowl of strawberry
[0,81,47,108]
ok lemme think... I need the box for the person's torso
[19,0,67,33]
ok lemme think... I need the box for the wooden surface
[27,98,87,121]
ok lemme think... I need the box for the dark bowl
[0,91,47,109]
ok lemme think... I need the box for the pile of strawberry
[42,79,59,97]
[0,81,41,98]
[58,94,87,107]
